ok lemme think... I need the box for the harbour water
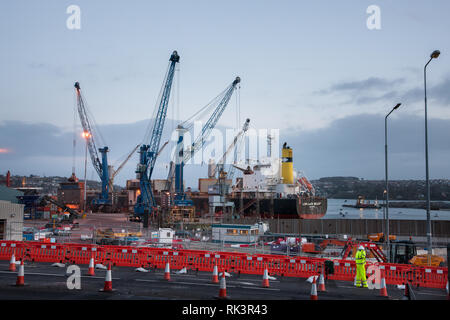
[323,199,450,221]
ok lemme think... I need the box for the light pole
[385,103,401,262]
[424,50,440,258]
[82,131,91,213]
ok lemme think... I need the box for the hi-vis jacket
[355,249,366,265]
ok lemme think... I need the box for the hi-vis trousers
[355,263,368,288]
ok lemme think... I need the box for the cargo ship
[145,142,326,221]
[211,142,327,219]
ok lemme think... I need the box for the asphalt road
[0,261,446,300]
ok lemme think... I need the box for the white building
[0,200,24,241]
[151,228,175,244]
[212,223,266,244]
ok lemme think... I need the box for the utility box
[151,228,174,244]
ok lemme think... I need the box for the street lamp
[385,103,401,262]
[424,50,440,258]
[82,131,91,213]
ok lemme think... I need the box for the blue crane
[74,82,111,208]
[172,77,241,206]
[75,83,140,211]
[134,50,180,227]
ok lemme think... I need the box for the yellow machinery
[281,142,293,184]
[409,254,445,267]
[95,228,142,243]
[368,233,397,242]
[168,206,196,224]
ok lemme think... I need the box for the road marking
[337,285,362,289]
[135,279,219,287]
[168,274,280,283]
[0,270,119,280]
[416,292,446,297]
[135,278,280,291]
[241,286,280,291]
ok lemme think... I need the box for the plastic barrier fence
[0,240,446,289]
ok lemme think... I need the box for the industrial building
[57,173,84,211]
[0,185,23,203]
[0,200,24,240]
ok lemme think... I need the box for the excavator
[366,233,445,267]
[301,235,445,267]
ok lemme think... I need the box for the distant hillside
[311,177,450,201]
[0,174,124,195]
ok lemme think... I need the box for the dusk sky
[1,1,449,187]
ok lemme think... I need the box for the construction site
[0,3,449,311]
[0,49,448,304]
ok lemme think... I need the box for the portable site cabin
[151,228,175,244]
[211,223,263,244]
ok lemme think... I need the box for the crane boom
[184,77,240,164]
[215,118,250,179]
[172,77,241,205]
[74,82,111,206]
[74,82,102,177]
[134,51,180,225]
[111,144,140,181]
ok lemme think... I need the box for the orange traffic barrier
[262,269,270,288]
[15,260,25,286]
[310,276,318,300]
[212,265,219,283]
[9,252,16,272]
[88,257,95,276]
[318,272,326,292]
[218,272,227,299]
[164,262,171,281]
[0,240,448,290]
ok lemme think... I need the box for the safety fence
[0,240,447,289]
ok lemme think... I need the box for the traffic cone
[88,257,95,276]
[212,265,219,284]
[9,253,16,272]
[447,280,449,301]
[164,262,171,281]
[318,272,326,292]
[15,260,25,286]
[310,276,318,300]
[379,273,388,297]
[100,263,113,292]
[218,272,227,299]
[262,269,270,288]
[402,283,410,300]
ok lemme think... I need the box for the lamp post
[82,131,91,213]
[424,50,440,259]
[385,103,401,262]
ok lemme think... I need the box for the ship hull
[229,195,327,219]
[154,194,327,219]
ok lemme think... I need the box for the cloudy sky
[1,1,449,187]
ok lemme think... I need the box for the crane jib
[134,51,180,218]
[183,78,240,164]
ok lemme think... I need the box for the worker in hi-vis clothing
[355,245,368,288]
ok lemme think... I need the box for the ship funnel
[281,143,293,184]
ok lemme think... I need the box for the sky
[1,1,449,187]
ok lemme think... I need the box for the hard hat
[358,245,364,250]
